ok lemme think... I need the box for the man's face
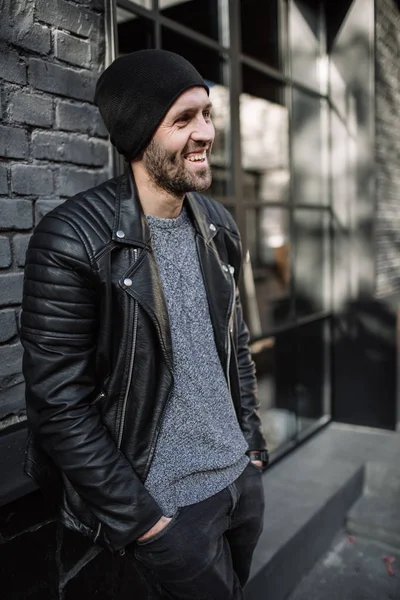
[142,87,215,197]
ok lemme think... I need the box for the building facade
[0,0,400,597]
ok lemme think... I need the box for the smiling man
[21,50,268,599]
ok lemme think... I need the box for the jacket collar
[112,168,218,247]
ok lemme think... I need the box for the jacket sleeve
[21,214,162,550]
[235,287,267,453]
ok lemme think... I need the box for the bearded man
[21,50,268,599]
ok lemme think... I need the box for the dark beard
[143,138,212,197]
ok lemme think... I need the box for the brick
[54,31,91,69]
[57,166,99,197]
[0,309,17,343]
[7,90,53,128]
[35,199,63,223]
[35,0,100,37]
[0,200,33,230]
[0,166,7,195]
[0,273,24,306]
[13,234,31,267]
[11,165,54,196]
[0,47,26,85]
[32,131,108,166]
[0,125,28,159]
[0,342,23,378]
[29,58,97,102]
[56,100,108,137]
[0,237,12,268]
[13,23,51,55]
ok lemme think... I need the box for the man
[21,50,268,599]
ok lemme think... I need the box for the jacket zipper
[225,264,236,395]
[117,248,139,449]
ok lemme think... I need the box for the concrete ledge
[247,432,365,600]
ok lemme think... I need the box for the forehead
[166,86,210,116]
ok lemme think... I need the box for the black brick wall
[375,0,400,297]
[0,2,148,597]
[0,0,111,427]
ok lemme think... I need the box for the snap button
[209,224,216,232]
[116,230,125,239]
[229,266,235,274]
[124,278,132,286]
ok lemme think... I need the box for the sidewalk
[287,532,400,600]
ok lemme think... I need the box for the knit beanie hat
[94,49,209,161]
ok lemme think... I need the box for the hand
[137,516,172,543]
[251,460,263,470]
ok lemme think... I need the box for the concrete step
[347,492,400,550]
[365,461,400,499]
[286,531,400,600]
[246,439,364,600]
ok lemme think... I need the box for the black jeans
[133,462,265,599]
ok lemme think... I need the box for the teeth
[187,153,206,162]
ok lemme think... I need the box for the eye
[175,113,191,125]
[203,110,212,120]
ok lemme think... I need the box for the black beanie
[94,49,209,161]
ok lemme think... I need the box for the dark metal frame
[106,0,334,457]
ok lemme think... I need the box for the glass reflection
[245,207,291,333]
[207,83,230,200]
[295,318,330,434]
[240,71,289,204]
[291,90,328,205]
[294,208,329,317]
[252,332,297,454]
[289,0,322,91]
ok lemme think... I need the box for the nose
[191,115,215,144]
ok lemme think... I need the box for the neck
[131,161,184,219]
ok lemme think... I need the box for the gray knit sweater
[144,208,249,516]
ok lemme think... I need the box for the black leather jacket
[21,170,266,552]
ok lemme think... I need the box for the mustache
[182,143,210,155]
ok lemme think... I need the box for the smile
[185,151,207,163]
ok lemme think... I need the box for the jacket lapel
[113,170,234,374]
[123,250,174,375]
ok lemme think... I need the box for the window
[241,0,282,71]
[159,0,220,41]
[113,0,333,459]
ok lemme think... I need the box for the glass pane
[117,10,155,53]
[244,207,291,334]
[291,90,328,205]
[330,108,350,226]
[241,0,282,71]
[332,223,348,314]
[117,1,152,15]
[159,0,220,42]
[294,208,329,317]
[295,318,330,435]
[207,83,231,200]
[289,0,321,91]
[162,28,224,84]
[241,69,289,203]
[252,332,297,454]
